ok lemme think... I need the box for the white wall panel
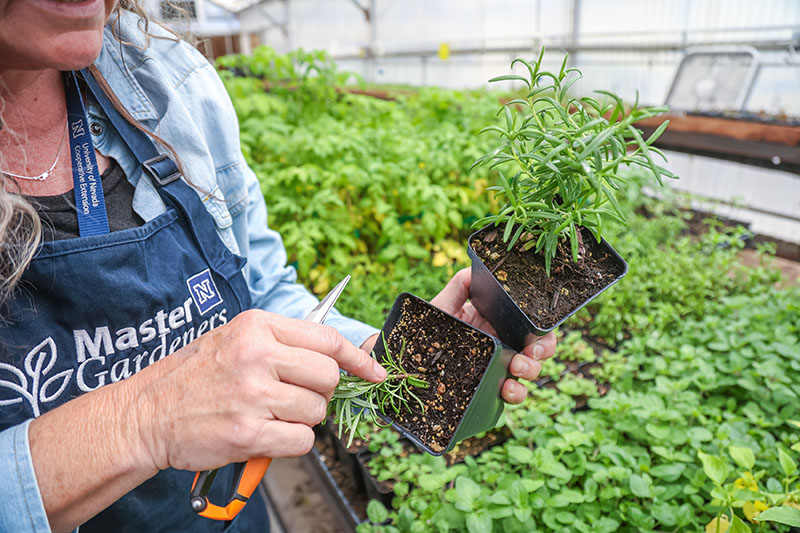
[251,0,799,115]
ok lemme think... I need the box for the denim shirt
[0,11,376,532]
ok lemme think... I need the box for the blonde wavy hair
[0,188,41,306]
[0,1,187,309]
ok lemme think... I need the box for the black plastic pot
[355,451,397,508]
[441,427,513,467]
[468,225,629,351]
[318,420,366,493]
[374,293,515,455]
[306,448,363,529]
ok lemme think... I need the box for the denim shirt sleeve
[0,420,51,532]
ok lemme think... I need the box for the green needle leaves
[473,48,675,275]
[328,334,429,447]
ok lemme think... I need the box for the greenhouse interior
[1,0,798,532]
[166,0,799,531]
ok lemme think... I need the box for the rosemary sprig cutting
[327,334,428,447]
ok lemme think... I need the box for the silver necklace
[1,120,68,182]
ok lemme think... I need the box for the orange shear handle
[190,457,272,521]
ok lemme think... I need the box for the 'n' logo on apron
[187,269,224,315]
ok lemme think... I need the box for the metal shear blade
[305,275,350,324]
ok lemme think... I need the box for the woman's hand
[431,267,557,404]
[134,309,386,472]
[29,309,385,531]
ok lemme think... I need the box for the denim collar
[95,13,160,128]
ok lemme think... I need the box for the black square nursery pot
[468,224,628,352]
[373,293,515,455]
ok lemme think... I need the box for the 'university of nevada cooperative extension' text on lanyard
[65,71,109,237]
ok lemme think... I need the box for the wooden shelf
[638,114,800,175]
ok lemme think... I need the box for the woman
[0,1,556,531]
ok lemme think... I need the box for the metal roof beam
[347,0,370,22]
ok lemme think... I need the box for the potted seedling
[469,50,675,350]
[370,293,514,454]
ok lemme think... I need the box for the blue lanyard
[64,71,109,237]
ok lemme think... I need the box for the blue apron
[0,71,267,532]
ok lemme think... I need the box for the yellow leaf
[432,252,449,267]
[734,472,759,492]
[437,239,468,264]
[438,43,450,60]
[706,516,730,533]
[743,501,768,522]
[313,275,330,295]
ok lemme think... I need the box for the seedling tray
[306,426,365,530]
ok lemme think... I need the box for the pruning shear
[190,275,352,521]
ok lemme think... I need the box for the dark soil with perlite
[381,297,495,452]
[470,224,625,329]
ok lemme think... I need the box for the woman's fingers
[270,346,342,395]
[509,353,542,381]
[431,270,498,335]
[253,421,316,458]
[501,379,528,405]
[502,332,558,404]
[265,313,386,382]
[452,301,496,335]
[429,271,560,407]
[523,330,557,361]
[430,267,471,314]
[261,382,329,426]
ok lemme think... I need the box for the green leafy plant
[538,357,566,381]
[556,330,597,363]
[473,49,676,275]
[590,350,626,384]
[352,247,795,532]
[365,429,421,486]
[697,444,800,532]
[555,372,599,398]
[328,334,428,447]
[218,46,497,290]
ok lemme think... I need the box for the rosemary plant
[328,334,428,447]
[473,49,676,275]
